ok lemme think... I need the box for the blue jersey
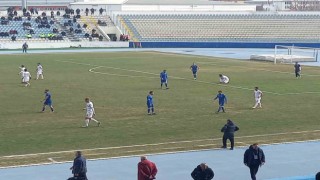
[45,92,52,103]
[215,93,227,104]
[160,72,168,81]
[147,94,153,106]
[191,65,198,72]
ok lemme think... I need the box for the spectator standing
[316,172,320,180]
[294,62,301,78]
[99,8,103,15]
[90,8,95,15]
[85,8,89,16]
[191,163,214,180]
[69,151,87,180]
[213,90,227,113]
[244,143,265,180]
[138,156,158,180]
[252,87,263,109]
[221,119,239,150]
[22,42,28,53]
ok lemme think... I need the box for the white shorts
[255,97,261,103]
[86,112,94,118]
[220,80,229,84]
[23,77,30,82]
[37,71,43,75]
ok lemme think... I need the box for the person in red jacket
[138,156,158,180]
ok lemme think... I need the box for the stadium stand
[118,13,320,43]
[0,12,67,42]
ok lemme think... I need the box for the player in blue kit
[147,91,155,115]
[160,70,169,89]
[190,63,199,80]
[42,89,54,112]
[214,90,227,113]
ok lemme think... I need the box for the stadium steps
[54,17,80,42]
[78,15,109,41]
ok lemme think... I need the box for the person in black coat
[69,151,87,180]
[191,163,214,180]
[244,143,265,180]
[316,172,320,180]
[221,119,239,150]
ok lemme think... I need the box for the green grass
[1,51,320,166]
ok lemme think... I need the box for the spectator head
[200,163,208,171]
[140,156,147,161]
[75,151,82,157]
[252,143,259,149]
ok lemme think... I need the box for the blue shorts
[192,71,197,75]
[219,102,225,107]
[161,79,167,83]
[147,104,154,108]
[44,101,52,106]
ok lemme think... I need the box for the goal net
[274,45,319,64]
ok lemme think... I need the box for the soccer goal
[274,45,319,64]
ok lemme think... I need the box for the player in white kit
[22,69,31,87]
[219,74,229,84]
[18,65,26,83]
[252,87,263,109]
[36,63,44,80]
[83,97,101,127]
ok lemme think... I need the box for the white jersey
[19,67,25,78]
[86,101,95,114]
[37,65,43,74]
[254,90,263,99]
[23,71,31,82]
[220,75,229,83]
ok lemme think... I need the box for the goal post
[274,45,319,64]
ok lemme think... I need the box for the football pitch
[1,51,320,167]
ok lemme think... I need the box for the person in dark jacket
[316,172,320,180]
[221,119,239,150]
[22,42,28,53]
[69,151,87,180]
[244,143,265,180]
[191,163,214,180]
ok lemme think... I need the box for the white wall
[121,4,257,12]
[99,26,122,40]
[0,41,129,49]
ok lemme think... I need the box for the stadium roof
[124,0,240,5]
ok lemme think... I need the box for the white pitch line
[56,59,320,95]
[197,61,320,77]
[89,66,159,79]
[2,139,320,169]
[1,129,320,159]
[47,158,57,163]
